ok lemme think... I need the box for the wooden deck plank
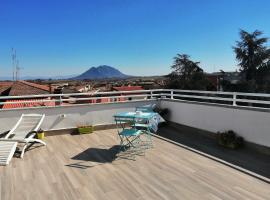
[0,128,269,200]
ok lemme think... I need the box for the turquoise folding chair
[133,106,157,148]
[114,116,144,159]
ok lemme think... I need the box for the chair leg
[143,130,153,148]
[117,134,145,160]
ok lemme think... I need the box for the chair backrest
[5,114,45,140]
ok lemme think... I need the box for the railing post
[171,90,174,99]
[233,92,237,106]
[59,95,63,106]
[150,90,153,99]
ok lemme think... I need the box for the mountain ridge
[72,65,129,80]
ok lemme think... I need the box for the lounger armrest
[26,130,38,138]
[0,138,26,142]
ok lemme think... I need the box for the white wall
[0,100,157,133]
[160,100,270,148]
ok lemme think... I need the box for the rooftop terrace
[1,128,269,200]
[1,89,270,199]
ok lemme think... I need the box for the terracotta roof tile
[2,98,55,109]
[9,81,50,96]
[19,80,50,91]
[0,86,11,94]
[112,86,143,91]
[0,81,13,87]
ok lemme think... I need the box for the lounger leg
[20,144,28,158]
[19,139,46,158]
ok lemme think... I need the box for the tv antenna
[11,48,17,81]
[15,59,23,81]
[11,48,23,81]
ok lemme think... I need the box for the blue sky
[0,0,270,77]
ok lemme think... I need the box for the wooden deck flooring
[0,129,269,200]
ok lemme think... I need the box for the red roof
[112,86,143,91]
[0,82,13,94]
[0,86,11,94]
[9,81,50,96]
[2,98,55,109]
[0,81,13,87]
[19,80,50,92]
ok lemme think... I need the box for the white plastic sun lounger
[0,141,17,165]
[0,114,46,159]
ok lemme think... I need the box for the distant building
[75,84,92,92]
[206,71,241,91]
[8,80,51,96]
[2,99,55,109]
[112,85,145,101]
[0,80,54,109]
[206,73,223,91]
[0,81,13,88]
[112,85,143,91]
[0,87,10,96]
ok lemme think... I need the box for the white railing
[1,89,270,110]
[0,89,162,109]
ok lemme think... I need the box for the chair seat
[119,129,141,137]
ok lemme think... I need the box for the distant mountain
[73,65,129,80]
[0,65,129,80]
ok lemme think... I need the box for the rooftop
[112,85,144,91]
[18,80,51,92]
[4,81,50,96]
[0,86,11,95]
[1,128,269,200]
[2,98,55,109]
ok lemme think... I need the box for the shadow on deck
[66,145,119,169]
[156,124,270,180]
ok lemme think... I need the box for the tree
[233,29,270,81]
[171,54,203,78]
[166,54,214,90]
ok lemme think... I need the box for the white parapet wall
[160,99,270,148]
[0,100,157,133]
[1,95,270,148]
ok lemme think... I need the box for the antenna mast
[11,48,22,81]
[16,60,20,81]
[11,48,17,82]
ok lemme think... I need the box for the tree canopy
[233,29,270,81]
[167,29,270,93]
[166,54,214,90]
[171,54,203,77]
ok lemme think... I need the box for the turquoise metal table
[114,111,157,120]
